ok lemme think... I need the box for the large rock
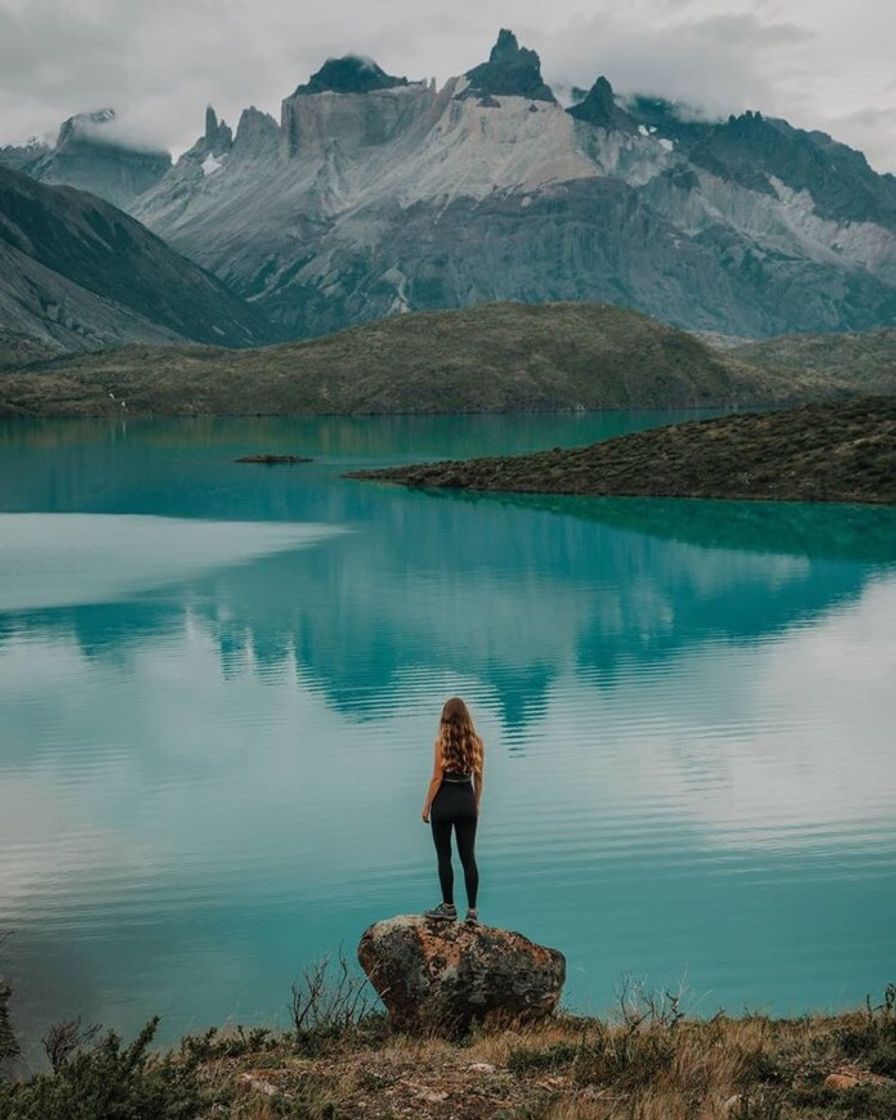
[357,915,565,1036]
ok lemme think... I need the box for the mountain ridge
[118,28,896,340]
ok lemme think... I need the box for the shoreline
[347,396,896,508]
[0,402,766,422]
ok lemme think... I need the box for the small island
[348,396,896,506]
[235,454,312,464]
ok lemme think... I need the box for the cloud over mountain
[0,0,894,171]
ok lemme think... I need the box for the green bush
[0,1017,202,1120]
[179,1023,277,1062]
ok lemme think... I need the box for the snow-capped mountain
[0,109,170,210]
[120,29,896,338]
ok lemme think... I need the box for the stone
[357,914,565,1037]
[824,1066,894,1091]
[235,1069,293,1097]
[825,1073,861,1090]
[234,454,312,464]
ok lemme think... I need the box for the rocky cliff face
[114,29,896,339]
[0,109,171,209]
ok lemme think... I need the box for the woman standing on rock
[421,697,484,924]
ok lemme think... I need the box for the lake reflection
[1,415,895,1056]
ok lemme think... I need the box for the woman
[421,696,484,923]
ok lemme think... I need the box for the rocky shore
[348,396,896,506]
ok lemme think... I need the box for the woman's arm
[474,764,484,813]
[421,740,443,823]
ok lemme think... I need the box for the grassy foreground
[0,302,865,418]
[349,397,896,505]
[2,982,896,1120]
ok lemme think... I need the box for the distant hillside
[349,396,896,505]
[732,330,896,393]
[0,302,855,418]
[0,165,273,353]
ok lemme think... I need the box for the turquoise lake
[1,412,895,1057]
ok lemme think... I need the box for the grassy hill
[349,396,896,505]
[0,301,861,418]
[731,329,896,392]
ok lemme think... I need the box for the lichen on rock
[357,914,565,1037]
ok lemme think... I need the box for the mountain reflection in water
[1,415,894,1058]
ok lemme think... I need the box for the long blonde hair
[436,697,484,775]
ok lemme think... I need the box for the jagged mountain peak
[462,28,555,103]
[567,75,636,132]
[490,28,524,61]
[204,105,233,153]
[292,55,412,96]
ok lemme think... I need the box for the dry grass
[188,986,896,1120]
[4,971,894,1119]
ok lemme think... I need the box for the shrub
[0,1017,202,1120]
[0,980,20,1069]
[837,984,896,1077]
[179,1023,277,1062]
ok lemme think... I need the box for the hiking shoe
[464,908,479,925]
[423,902,457,920]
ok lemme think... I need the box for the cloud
[535,9,815,123]
[0,0,894,171]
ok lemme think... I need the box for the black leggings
[430,780,478,908]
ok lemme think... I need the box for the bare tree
[41,1017,102,1073]
[290,947,379,1037]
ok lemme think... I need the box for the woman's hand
[421,807,430,824]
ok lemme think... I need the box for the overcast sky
[1,0,894,172]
